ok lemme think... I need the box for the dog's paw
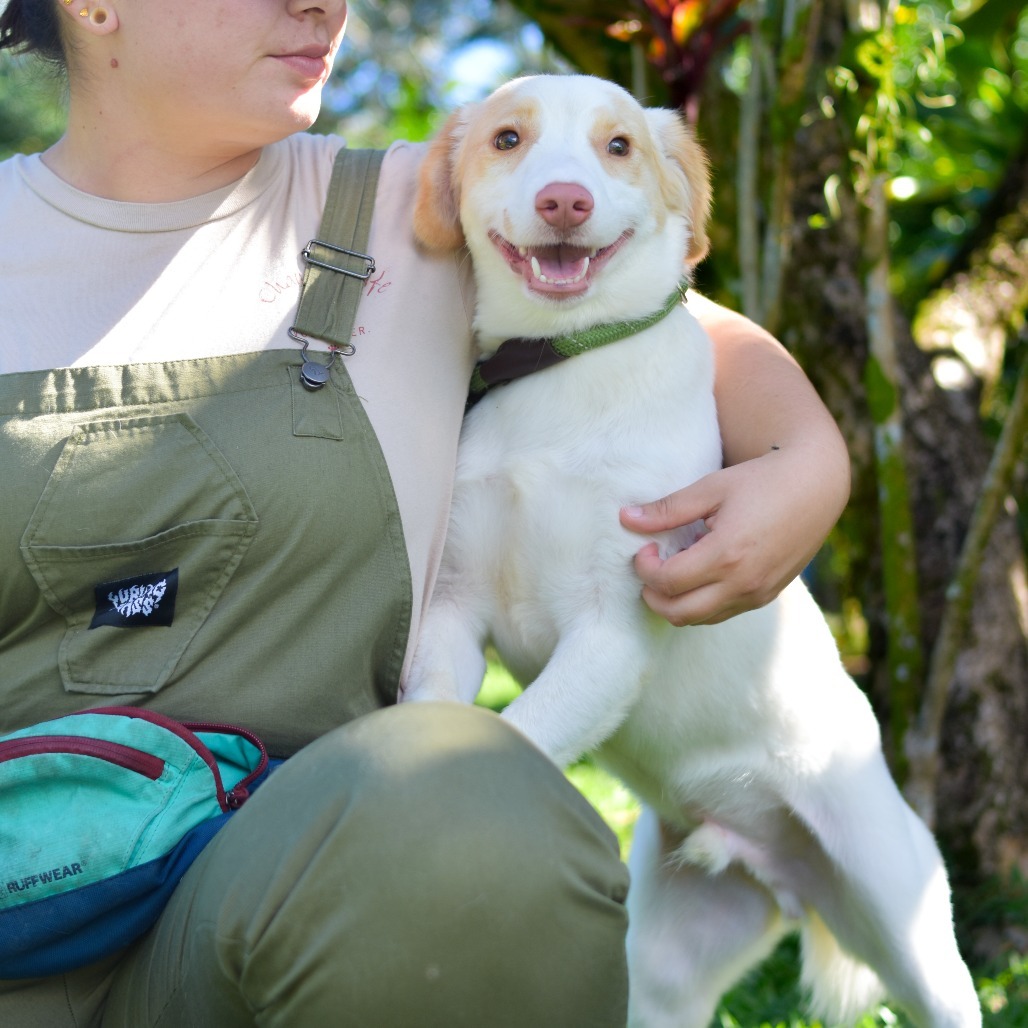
[672,822,734,874]
[672,821,806,920]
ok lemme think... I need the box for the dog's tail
[800,912,887,1025]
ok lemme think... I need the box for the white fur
[403,75,981,1027]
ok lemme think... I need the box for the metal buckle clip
[291,336,352,391]
[301,239,376,280]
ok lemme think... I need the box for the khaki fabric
[0,137,478,683]
[0,131,630,1025]
[0,351,410,756]
[0,704,630,1028]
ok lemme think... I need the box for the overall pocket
[21,413,258,695]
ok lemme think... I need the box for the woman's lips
[274,48,330,80]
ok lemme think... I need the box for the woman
[0,0,850,1025]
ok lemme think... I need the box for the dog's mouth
[489,231,633,297]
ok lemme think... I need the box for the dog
[402,74,981,1027]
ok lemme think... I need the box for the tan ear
[58,2,120,35]
[412,109,471,252]
[647,108,712,263]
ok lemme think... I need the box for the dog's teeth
[519,246,528,257]
[528,255,591,286]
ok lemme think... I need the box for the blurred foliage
[715,934,1028,1025]
[976,953,1028,1021]
[708,0,1028,316]
[829,0,1028,312]
[0,55,64,160]
[315,0,569,146]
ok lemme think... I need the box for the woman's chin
[288,91,325,129]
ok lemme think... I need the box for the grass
[475,654,1028,1025]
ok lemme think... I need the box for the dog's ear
[413,108,471,252]
[647,108,712,264]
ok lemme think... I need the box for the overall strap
[291,147,385,354]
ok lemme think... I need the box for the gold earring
[78,7,88,15]
[63,0,73,6]
[89,7,109,25]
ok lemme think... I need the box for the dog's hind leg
[625,806,790,1028]
[786,758,982,1028]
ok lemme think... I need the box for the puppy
[402,74,980,1028]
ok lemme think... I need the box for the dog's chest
[463,316,717,482]
[462,327,714,520]
[449,322,720,664]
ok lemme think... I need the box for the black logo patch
[90,569,178,629]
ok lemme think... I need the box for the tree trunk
[904,157,1028,958]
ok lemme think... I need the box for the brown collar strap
[467,284,687,408]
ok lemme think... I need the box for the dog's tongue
[523,244,593,293]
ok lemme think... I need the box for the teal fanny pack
[0,706,270,978]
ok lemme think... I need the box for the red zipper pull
[226,785,250,809]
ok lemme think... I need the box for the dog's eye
[607,137,630,157]
[495,130,520,151]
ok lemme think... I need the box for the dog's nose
[535,183,594,230]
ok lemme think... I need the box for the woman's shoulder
[0,153,53,245]
[0,152,40,207]
[271,132,345,194]
[269,133,428,210]
[283,132,428,183]
[281,130,347,163]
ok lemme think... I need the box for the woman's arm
[620,295,851,625]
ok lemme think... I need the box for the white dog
[402,74,980,1028]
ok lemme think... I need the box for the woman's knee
[224,702,630,1026]
[267,701,629,928]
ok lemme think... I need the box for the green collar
[468,283,688,405]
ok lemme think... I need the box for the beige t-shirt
[0,133,476,684]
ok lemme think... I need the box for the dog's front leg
[401,595,488,706]
[500,618,652,767]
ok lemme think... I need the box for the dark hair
[0,0,65,64]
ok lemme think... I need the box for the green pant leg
[102,702,630,1027]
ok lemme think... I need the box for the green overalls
[0,355,630,1025]
[0,352,410,756]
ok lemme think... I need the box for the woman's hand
[621,444,846,625]
[621,295,851,626]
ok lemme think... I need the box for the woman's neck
[42,127,264,203]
